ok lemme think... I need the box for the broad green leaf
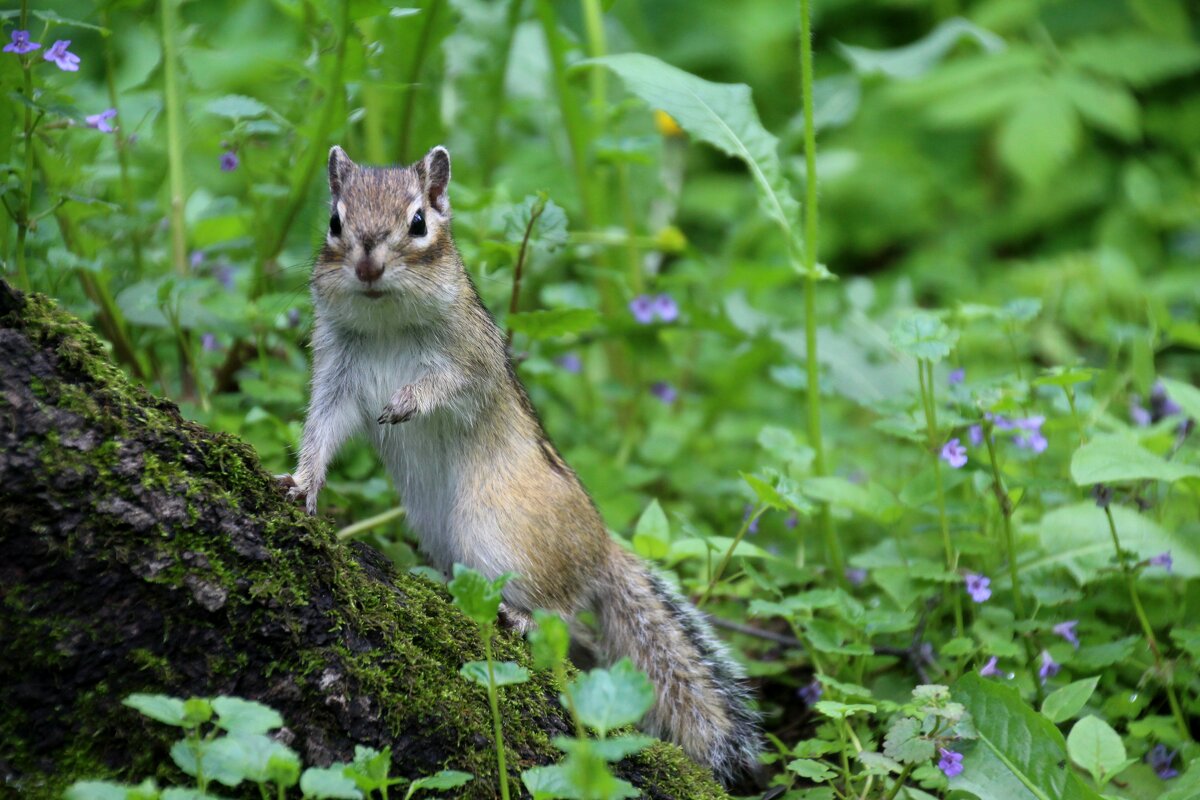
[1031,503,1200,582]
[405,769,473,797]
[506,308,599,339]
[529,610,571,670]
[521,764,573,800]
[568,658,655,737]
[632,499,670,559]
[211,697,283,734]
[202,732,299,786]
[170,739,244,788]
[161,791,223,800]
[1032,366,1098,388]
[207,95,271,120]
[460,660,530,688]
[757,425,814,467]
[347,745,391,794]
[553,734,657,762]
[998,89,1080,187]
[447,565,513,626]
[890,312,957,363]
[1157,378,1200,422]
[1041,677,1100,724]
[1066,33,1200,88]
[883,717,935,764]
[787,758,836,781]
[31,9,110,33]
[813,700,876,720]
[123,694,187,727]
[182,698,214,727]
[502,194,568,250]
[1055,71,1139,142]
[300,766,362,800]
[1069,434,1200,484]
[666,535,773,563]
[66,781,158,800]
[836,17,1004,79]
[586,54,803,261]
[802,476,902,522]
[950,673,1104,800]
[1066,716,1128,786]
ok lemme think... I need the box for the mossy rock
[0,282,729,800]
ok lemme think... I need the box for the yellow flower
[654,110,684,138]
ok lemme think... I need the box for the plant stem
[160,0,188,276]
[505,196,546,345]
[698,506,765,608]
[918,361,963,637]
[481,0,524,182]
[336,506,406,540]
[14,0,34,290]
[482,628,511,800]
[982,424,1025,620]
[101,7,145,279]
[882,763,915,800]
[1063,386,1085,446]
[1102,504,1190,740]
[534,0,592,224]
[397,0,442,163]
[797,0,843,583]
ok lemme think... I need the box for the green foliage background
[5,0,1200,797]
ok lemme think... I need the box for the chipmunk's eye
[409,209,426,237]
[329,212,342,237]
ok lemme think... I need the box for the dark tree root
[0,281,728,800]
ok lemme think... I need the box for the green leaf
[836,17,1004,79]
[529,610,571,670]
[1066,716,1128,786]
[1157,378,1200,422]
[787,758,836,781]
[346,745,391,794]
[1066,33,1200,88]
[813,701,876,720]
[211,697,283,734]
[203,732,300,786]
[568,658,656,737]
[1069,434,1200,485]
[300,766,362,800]
[502,194,569,250]
[1041,677,1100,724]
[506,308,599,339]
[405,769,474,798]
[802,477,902,522]
[521,764,574,800]
[170,738,245,788]
[1031,503,1200,582]
[207,95,271,120]
[123,694,187,727]
[460,660,530,688]
[890,312,957,363]
[553,733,657,762]
[65,780,159,800]
[31,9,110,33]
[1055,71,1139,142]
[950,673,1104,800]
[632,499,670,559]
[447,565,512,626]
[883,717,935,764]
[997,89,1080,187]
[586,54,802,260]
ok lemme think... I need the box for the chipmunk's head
[314,145,460,320]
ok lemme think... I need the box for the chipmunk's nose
[355,256,383,284]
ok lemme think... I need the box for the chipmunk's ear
[422,145,451,213]
[328,145,355,199]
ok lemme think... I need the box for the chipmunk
[281,144,760,783]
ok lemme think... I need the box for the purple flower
[964,572,991,603]
[220,151,239,172]
[287,308,302,328]
[652,293,678,323]
[555,353,582,374]
[845,567,867,586]
[1015,431,1048,453]
[742,504,759,534]
[1008,416,1048,453]
[968,425,983,447]
[941,438,967,469]
[43,40,79,71]
[1038,650,1060,684]
[1130,399,1152,427]
[785,511,798,530]
[1147,744,1179,780]
[948,368,965,385]
[1149,551,1173,572]
[1152,382,1182,420]
[213,263,236,290]
[979,656,1001,677]
[937,748,964,778]
[1052,620,1080,649]
[189,250,206,269]
[650,381,677,405]
[3,30,40,55]
[629,295,656,324]
[201,333,219,352]
[797,679,822,707]
[85,108,117,133]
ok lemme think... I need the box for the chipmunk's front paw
[378,386,418,425]
[498,603,534,635]
[277,473,319,515]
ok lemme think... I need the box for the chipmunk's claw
[277,473,317,515]
[379,386,417,425]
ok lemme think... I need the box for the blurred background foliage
[4,0,1200,795]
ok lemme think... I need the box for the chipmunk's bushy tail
[591,547,761,784]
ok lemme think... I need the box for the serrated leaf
[632,499,670,559]
[460,660,530,688]
[787,758,836,781]
[950,673,1104,800]
[123,694,187,727]
[890,312,957,363]
[211,697,283,734]
[836,17,1004,79]
[813,700,876,719]
[568,658,655,737]
[802,477,901,523]
[586,53,802,258]
[207,95,271,120]
[447,565,512,626]
[1066,716,1127,786]
[553,734,656,762]
[884,717,935,764]
[502,194,568,250]
[521,764,573,800]
[1066,33,1200,88]
[406,769,473,796]
[997,89,1080,187]
[506,308,599,339]
[1055,71,1139,142]
[1069,434,1200,485]
[65,781,157,800]
[300,766,362,799]
[1042,677,1100,724]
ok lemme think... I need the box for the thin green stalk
[397,0,442,163]
[101,7,145,279]
[555,662,586,739]
[698,505,765,608]
[982,424,1025,620]
[918,361,963,637]
[13,0,35,290]
[505,195,545,345]
[481,0,525,182]
[336,506,406,540]
[534,0,592,224]
[882,764,915,800]
[482,629,511,800]
[580,0,607,122]
[1102,504,1190,741]
[798,0,843,583]
[160,0,188,276]
[1063,386,1085,446]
